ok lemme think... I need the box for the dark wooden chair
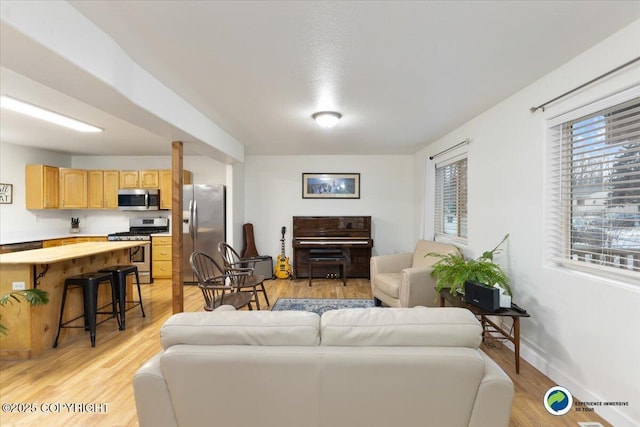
[218,242,269,309]
[189,251,253,311]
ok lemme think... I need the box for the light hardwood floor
[0,278,611,427]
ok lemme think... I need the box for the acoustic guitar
[274,226,293,279]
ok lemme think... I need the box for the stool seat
[54,271,120,348]
[99,265,145,329]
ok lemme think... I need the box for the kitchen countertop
[0,241,145,264]
[0,232,108,246]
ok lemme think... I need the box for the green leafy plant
[427,234,511,296]
[0,289,49,335]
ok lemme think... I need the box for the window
[434,156,468,241]
[549,94,640,280]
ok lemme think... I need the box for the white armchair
[370,240,459,307]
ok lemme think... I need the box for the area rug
[271,298,375,315]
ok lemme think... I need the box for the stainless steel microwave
[117,189,160,211]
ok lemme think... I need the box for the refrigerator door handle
[188,199,194,240]
[193,200,198,240]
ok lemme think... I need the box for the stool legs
[53,282,70,348]
[54,273,119,348]
[100,266,146,330]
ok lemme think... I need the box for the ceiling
[1,1,639,158]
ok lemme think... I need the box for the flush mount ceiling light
[312,111,342,128]
[0,95,103,133]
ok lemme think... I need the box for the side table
[438,289,530,374]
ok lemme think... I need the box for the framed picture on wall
[0,183,12,204]
[302,173,360,199]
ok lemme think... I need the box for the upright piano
[292,216,373,278]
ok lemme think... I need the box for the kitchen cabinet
[59,168,87,208]
[140,170,159,188]
[159,169,192,210]
[103,170,120,209]
[152,236,172,279]
[120,170,159,189]
[88,170,119,209]
[120,171,139,188]
[25,164,59,209]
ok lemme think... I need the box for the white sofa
[370,240,459,307]
[133,306,514,427]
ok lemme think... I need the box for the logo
[543,386,573,415]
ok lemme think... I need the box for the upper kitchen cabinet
[120,170,159,188]
[25,164,59,209]
[159,169,192,210]
[140,170,159,188]
[59,168,87,209]
[120,171,139,188]
[88,170,119,209]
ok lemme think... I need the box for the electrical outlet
[12,281,26,290]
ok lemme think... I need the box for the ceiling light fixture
[312,111,342,128]
[0,95,103,133]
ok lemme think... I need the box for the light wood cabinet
[152,236,172,279]
[103,170,119,209]
[159,169,192,210]
[120,171,139,188]
[120,170,158,188]
[43,236,106,247]
[140,170,159,188]
[25,164,59,209]
[87,170,104,209]
[59,168,87,209]
[88,170,119,209]
[25,165,189,210]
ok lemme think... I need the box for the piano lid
[293,216,371,238]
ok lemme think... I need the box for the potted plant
[427,234,511,297]
[0,289,49,335]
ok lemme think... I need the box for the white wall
[0,142,72,242]
[244,155,414,260]
[414,20,640,426]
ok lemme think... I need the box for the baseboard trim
[516,339,637,427]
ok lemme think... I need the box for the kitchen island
[0,242,146,359]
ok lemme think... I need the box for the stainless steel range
[108,217,169,283]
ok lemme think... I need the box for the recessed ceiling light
[312,111,342,128]
[0,95,103,133]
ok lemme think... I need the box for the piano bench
[308,256,347,287]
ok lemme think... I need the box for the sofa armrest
[133,353,179,427]
[398,266,438,307]
[468,351,514,427]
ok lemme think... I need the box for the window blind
[549,96,640,278]
[434,157,468,240]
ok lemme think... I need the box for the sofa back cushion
[320,307,482,347]
[160,311,320,348]
[412,240,459,268]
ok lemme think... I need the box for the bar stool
[53,271,120,348]
[98,265,146,330]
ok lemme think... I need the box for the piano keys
[292,216,373,278]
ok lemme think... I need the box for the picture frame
[302,173,360,199]
[0,183,12,204]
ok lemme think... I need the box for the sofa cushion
[161,311,320,348]
[372,272,401,298]
[320,307,482,348]
[412,240,459,268]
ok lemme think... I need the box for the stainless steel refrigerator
[182,184,226,283]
